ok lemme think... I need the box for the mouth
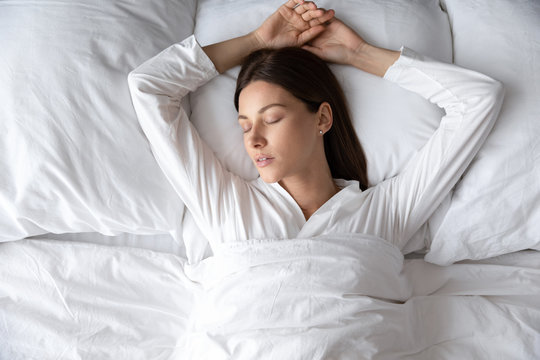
[255,155,274,168]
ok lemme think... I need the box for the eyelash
[242,118,282,133]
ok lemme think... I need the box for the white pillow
[425,0,540,265]
[0,1,196,241]
[183,0,453,259]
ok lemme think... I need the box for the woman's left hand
[253,0,335,49]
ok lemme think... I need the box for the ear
[317,102,333,134]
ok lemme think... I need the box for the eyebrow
[238,103,286,120]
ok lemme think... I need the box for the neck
[279,170,340,221]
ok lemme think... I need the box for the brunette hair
[234,46,369,190]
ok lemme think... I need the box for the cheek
[278,121,317,158]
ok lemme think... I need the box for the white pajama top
[127,35,504,252]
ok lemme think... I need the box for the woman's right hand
[301,17,370,66]
[303,15,400,77]
[203,0,333,73]
[252,0,335,49]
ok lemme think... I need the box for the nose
[245,123,267,149]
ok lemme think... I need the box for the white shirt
[127,35,504,252]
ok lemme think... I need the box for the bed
[1,0,539,358]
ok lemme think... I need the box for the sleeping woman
[128,0,504,356]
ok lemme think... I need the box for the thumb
[297,24,326,45]
[302,44,324,58]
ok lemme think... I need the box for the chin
[258,171,281,184]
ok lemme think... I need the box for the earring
[319,130,323,134]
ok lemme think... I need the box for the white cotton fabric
[27,231,185,256]
[127,35,504,253]
[0,239,194,360]
[1,237,540,359]
[0,0,196,242]
[426,0,540,264]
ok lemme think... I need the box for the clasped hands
[253,0,369,66]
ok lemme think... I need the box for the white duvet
[1,237,540,359]
[182,235,409,359]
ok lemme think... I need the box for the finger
[294,1,317,14]
[301,44,322,57]
[302,44,320,54]
[301,8,324,22]
[308,9,335,26]
[298,24,326,44]
[303,8,334,25]
[285,0,304,9]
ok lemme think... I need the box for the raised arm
[127,36,230,238]
[127,0,335,238]
[304,16,504,249]
[380,48,504,249]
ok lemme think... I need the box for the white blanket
[0,240,194,360]
[1,237,540,359]
[182,235,540,359]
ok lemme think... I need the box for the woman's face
[238,80,330,184]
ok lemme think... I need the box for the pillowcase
[181,0,453,261]
[0,1,197,242]
[425,0,540,265]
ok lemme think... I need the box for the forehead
[238,81,293,108]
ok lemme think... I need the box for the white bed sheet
[1,236,539,359]
[26,232,186,257]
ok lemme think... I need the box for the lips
[255,154,274,168]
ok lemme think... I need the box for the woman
[128,0,503,251]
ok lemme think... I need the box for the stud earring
[319,130,323,134]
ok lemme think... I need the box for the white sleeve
[127,35,247,236]
[378,46,505,249]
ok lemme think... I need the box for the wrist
[249,30,266,51]
[351,44,401,78]
[203,33,264,74]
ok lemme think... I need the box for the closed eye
[240,118,281,133]
[238,119,251,133]
[265,117,282,124]
[242,125,252,133]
